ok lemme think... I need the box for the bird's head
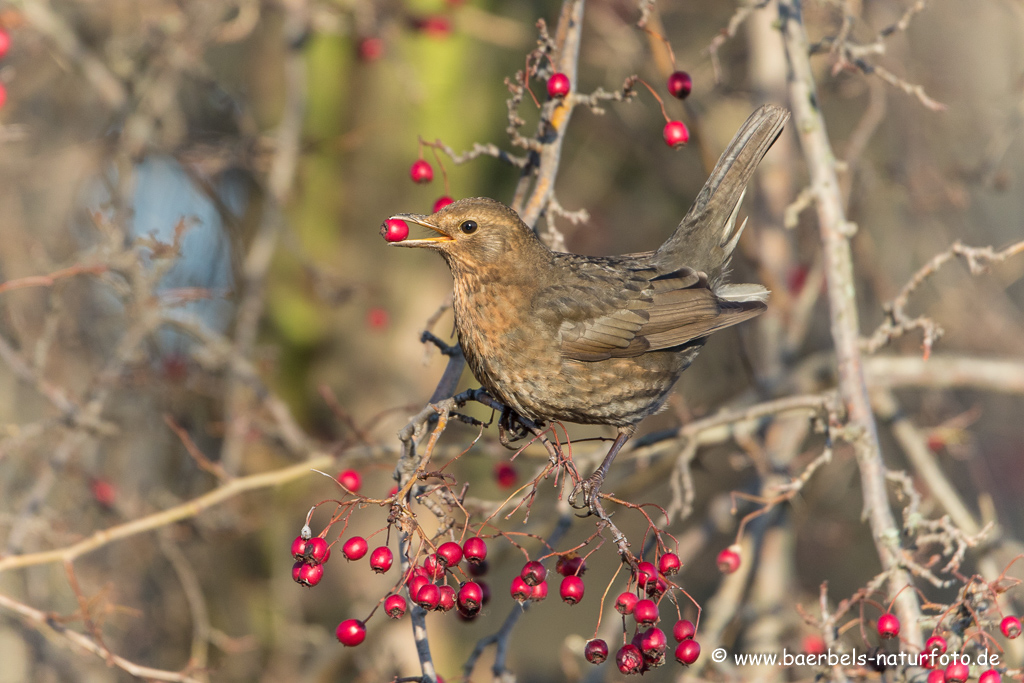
[387,197,548,273]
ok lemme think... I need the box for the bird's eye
[460,220,478,234]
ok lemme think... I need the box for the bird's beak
[388,213,452,248]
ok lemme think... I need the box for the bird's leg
[568,425,635,512]
[498,408,530,450]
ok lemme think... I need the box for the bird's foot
[568,471,606,514]
[497,408,530,450]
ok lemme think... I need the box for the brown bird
[387,104,789,511]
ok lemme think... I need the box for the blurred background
[0,0,1023,681]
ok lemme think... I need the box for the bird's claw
[568,472,605,513]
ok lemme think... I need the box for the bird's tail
[654,104,789,291]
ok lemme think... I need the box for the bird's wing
[542,263,765,362]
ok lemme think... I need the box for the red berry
[341,536,368,561]
[385,594,407,618]
[663,120,690,148]
[370,546,393,574]
[433,196,454,213]
[926,635,948,655]
[559,575,585,605]
[638,627,668,666]
[494,462,517,488]
[802,634,825,655]
[463,536,488,563]
[547,72,570,98]
[290,536,308,560]
[636,561,657,588]
[292,561,324,587]
[366,307,389,330]
[520,561,546,587]
[877,612,900,639]
[306,537,330,564]
[927,669,946,683]
[0,30,10,60]
[510,576,531,602]
[666,71,693,99]
[422,554,445,579]
[336,618,366,646]
[458,581,483,613]
[415,583,441,610]
[616,644,644,675]
[675,639,701,665]
[979,670,1001,683]
[673,619,696,642]
[530,579,548,601]
[615,591,639,615]
[410,159,433,184]
[1001,615,1022,638]
[437,585,457,612]
[945,662,970,683]
[634,599,659,627]
[337,469,362,493]
[585,638,609,665]
[716,545,741,574]
[556,555,586,577]
[646,576,668,599]
[417,15,451,39]
[381,219,409,243]
[658,552,681,576]
[90,478,116,508]
[357,36,383,62]
[436,541,464,567]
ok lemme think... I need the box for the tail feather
[655,104,790,281]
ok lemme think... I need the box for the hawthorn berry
[666,70,693,99]
[369,546,393,574]
[417,15,451,39]
[410,159,434,184]
[510,576,531,602]
[290,536,308,560]
[437,585,457,612]
[423,553,446,579]
[615,591,639,615]
[407,575,430,600]
[716,545,741,574]
[493,462,517,488]
[634,599,659,627]
[663,120,690,148]
[638,627,668,666]
[1001,615,1022,638]
[547,72,570,98]
[336,619,366,646]
[436,541,464,567]
[556,555,586,577]
[636,561,657,588]
[658,552,681,576]
[927,669,946,683]
[366,307,389,330]
[945,662,970,683]
[381,219,409,242]
[675,639,701,665]
[292,561,324,587]
[559,575,585,605]
[385,594,407,619]
[90,479,116,508]
[337,469,362,493]
[433,195,454,213]
[0,31,9,60]
[926,635,948,655]
[802,634,826,656]
[646,576,668,599]
[530,580,548,601]
[877,612,900,639]
[415,583,441,610]
[458,581,483,613]
[521,560,546,587]
[306,537,330,564]
[673,619,696,642]
[979,670,1001,683]
[341,536,368,561]
[585,638,609,665]
[616,644,644,675]
[463,537,487,563]
[357,37,383,62]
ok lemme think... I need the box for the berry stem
[636,78,671,123]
